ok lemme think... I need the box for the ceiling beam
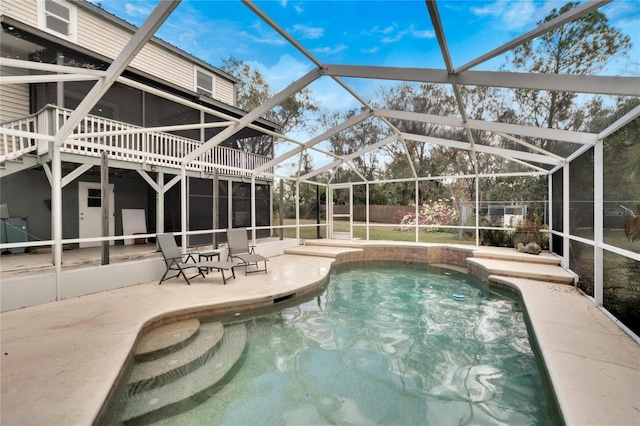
[0,74,100,84]
[401,132,561,165]
[374,108,597,144]
[182,68,321,163]
[299,134,398,181]
[253,110,373,175]
[53,0,180,147]
[456,0,612,73]
[323,65,640,96]
[598,104,640,140]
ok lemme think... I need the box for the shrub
[394,198,459,232]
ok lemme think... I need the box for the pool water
[157,262,561,425]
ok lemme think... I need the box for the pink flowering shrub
[394,198,459,231]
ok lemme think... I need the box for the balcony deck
[0,105,273,179]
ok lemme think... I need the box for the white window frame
[194,66,216,99]
[37,0,78,43]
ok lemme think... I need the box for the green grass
[276,219,475,244]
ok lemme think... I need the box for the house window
[194,67,215,98]
[38,0,77,42]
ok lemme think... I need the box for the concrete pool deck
[1,241,639,425]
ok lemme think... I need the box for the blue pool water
[143,262,561,425]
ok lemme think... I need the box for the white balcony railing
[1,105,273,179]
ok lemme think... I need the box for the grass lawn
[277,219,476,244]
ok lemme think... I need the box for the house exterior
[0,0,276,248]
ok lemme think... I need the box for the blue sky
[90,0,639,109]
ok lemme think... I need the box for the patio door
[329,184,352,240]
[78,182,114,248]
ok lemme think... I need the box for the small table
[198,250,222,263]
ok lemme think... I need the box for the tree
[220,56,320,157]
[510,2,631,131]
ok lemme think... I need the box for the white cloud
[291,24,325,39]
[123,2,153,18]
[360,47,379,54]
[294,4,303,13]
[369,23,434,44]
[470,0,541,31]
[312,44,348,55]
[241,22,287,46]
[248,54,314,93]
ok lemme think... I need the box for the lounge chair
[226,228,268,275]
[157,233,237,285]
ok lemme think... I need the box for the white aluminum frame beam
[401,132,560,166]
[323,65,640,96]
[253,110,373,175]
[300,134,398,181]
[495,132,565,161]
[0,74,100,84]
[242,0,386,123]
[182,68,320,163]
[426,0,479,175]
[374,108,597,144]
[598,104,640,140]
[456,1,612,73]
[0,58,106,76]
[53,1,180,147]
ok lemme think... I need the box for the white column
[415,180,419,243]
[594,141,604,305]
[295,181,300,241]
[563,163,570,269]
[366,183,370,241]
[52,144,63,300]
[251,176,256,244]
[475,176,480,246]
[548,173,553,253]
[181,166,187,253]
[156,171,164,234]
[228,180,233,229]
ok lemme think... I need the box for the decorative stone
[517,242,542,255]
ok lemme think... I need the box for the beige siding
[0,0,38,27]
[216,78,235,105]
[74,7,234,105]
[2,0,235,106]
[0,84,30,123]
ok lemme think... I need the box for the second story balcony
[0,105,273,179]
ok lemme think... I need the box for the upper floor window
[195,67,215,98]
[38,0,77,42]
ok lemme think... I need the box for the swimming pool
[113,261,561,425]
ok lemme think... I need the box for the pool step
[467,257,574,284]
[471,248,560,265]
[122,323,247,425]
[134,319,201,362]
[127,322,224,394]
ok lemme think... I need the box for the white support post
[415,180,419,243]
[563,163,570,269]
[251,176,256,244]
[475,176,480,246]
[228,180,233,229]
[181,166,187,253]
[548,173,553,253]
[156,171,164,234]
[52,144,63,300]
[325,184,330,238]
[295,182,300,241]
[594,140,604,305]
[366,183,370,241]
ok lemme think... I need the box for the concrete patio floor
[1,242,639,425]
